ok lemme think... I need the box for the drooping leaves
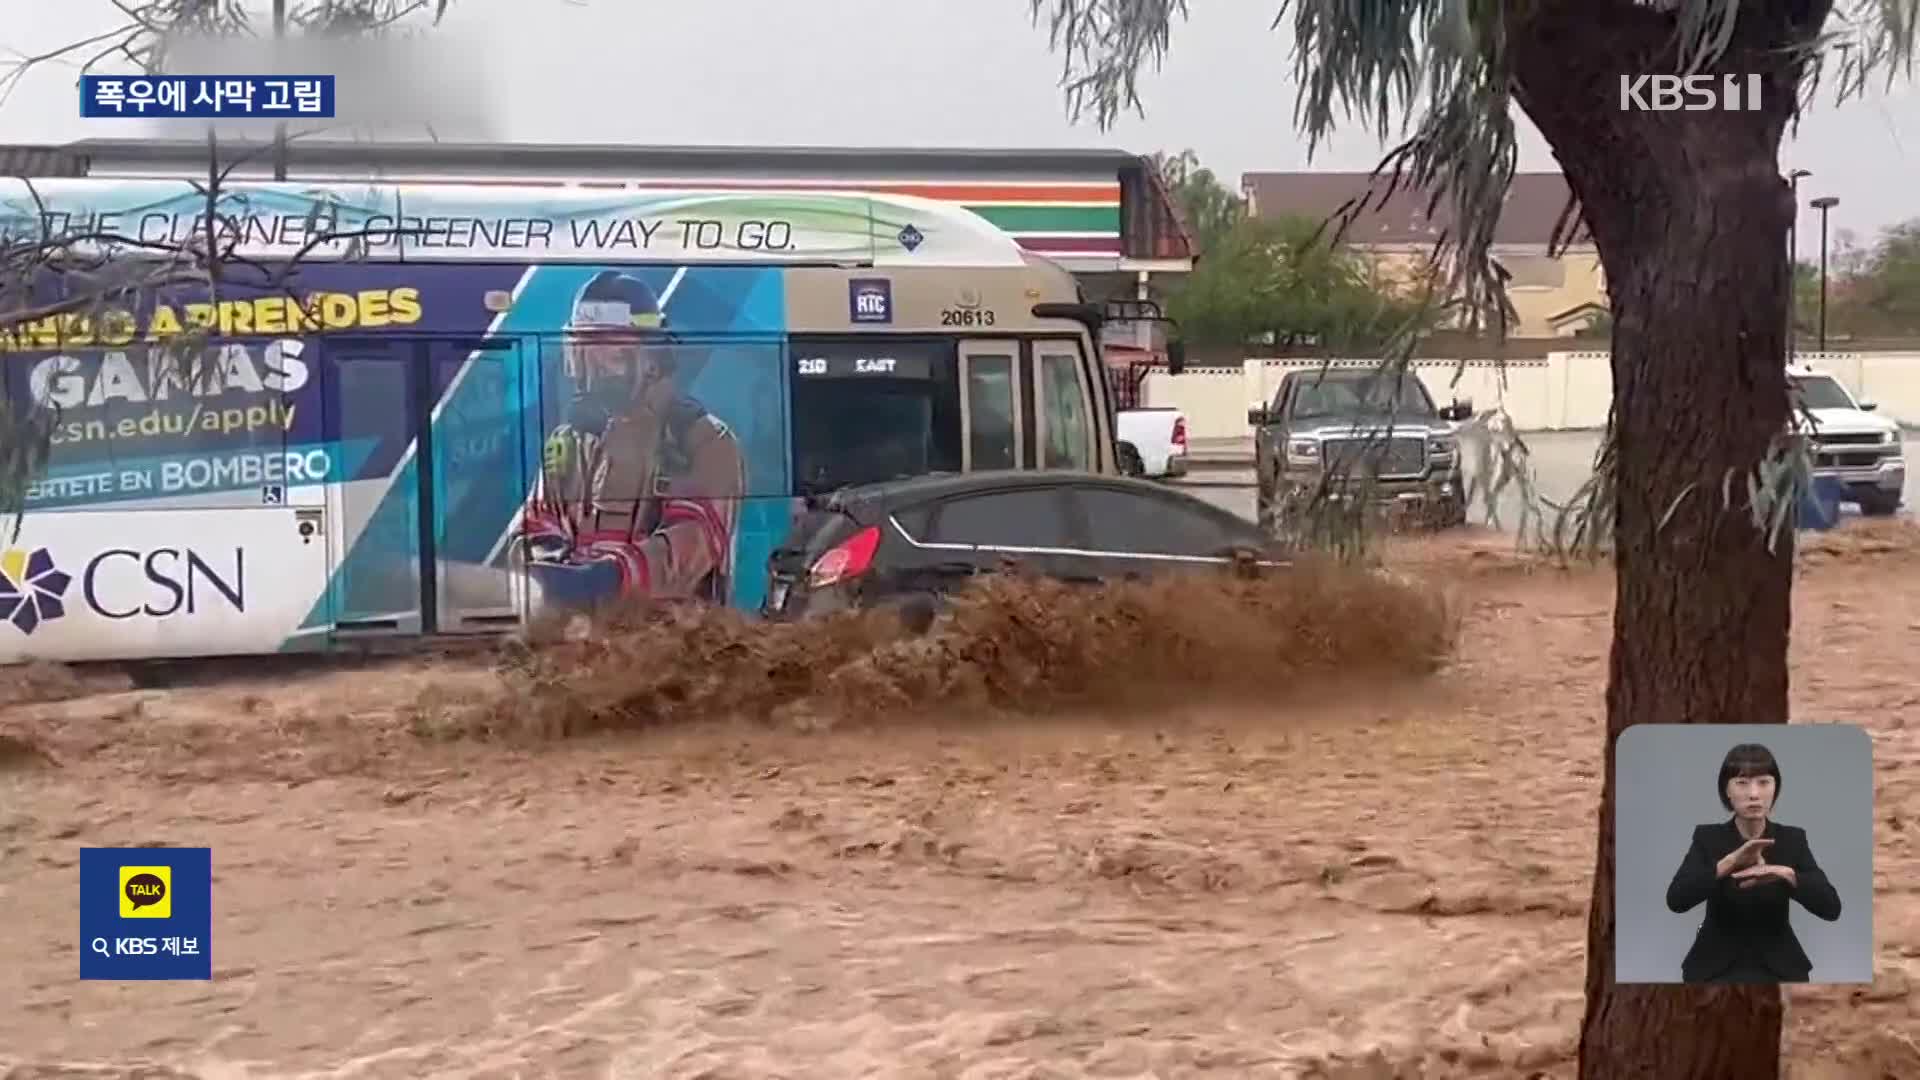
[1030,0,1916,561]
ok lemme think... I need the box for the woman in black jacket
[1665,742,1844,983]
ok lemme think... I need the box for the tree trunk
[1507,3,1831,1077]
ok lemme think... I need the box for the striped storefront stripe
[262,175,1129,257]
[1015,236,1122,253]
[965,204,1120,234]
[619,178,1126,254]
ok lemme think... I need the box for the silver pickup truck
[1249,367,1471,533]
[1790,364,1905,516]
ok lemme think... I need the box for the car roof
[819,470,1201,522]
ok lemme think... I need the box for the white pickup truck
[1116,407,1190,479]
[1790,363,1906,516]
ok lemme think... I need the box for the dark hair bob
[1717,743,1782,810]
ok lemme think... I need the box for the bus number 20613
[939,308,995,327]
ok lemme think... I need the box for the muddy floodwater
[3,526,1919,1079]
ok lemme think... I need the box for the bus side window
[1035,345,1094,471]
[959,344,1019,471]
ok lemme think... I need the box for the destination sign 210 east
[80,76,335,118]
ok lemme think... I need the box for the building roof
[0,145,89,177]
[1241,171,1591,248]
[62,137,1147,176]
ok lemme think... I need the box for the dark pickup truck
[1249,367,1472,533]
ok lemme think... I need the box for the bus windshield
[790,340,962,495]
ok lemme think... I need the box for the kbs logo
[1619,73,1763,112]
[0,547,73,635]
[849,278,893,324]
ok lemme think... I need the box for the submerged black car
[762,471,1285,620]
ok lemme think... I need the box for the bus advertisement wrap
[1,261,792,658]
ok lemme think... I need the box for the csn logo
[1,546,251,632]
[0,547,73,635]
[1619,73,1763,112]
[82,547,246,621]
[849,279,893,325]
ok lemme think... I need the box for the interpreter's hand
[1716,837,1774,878]
[1732,863,1798,889]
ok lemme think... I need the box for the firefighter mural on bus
[517,271,746,609]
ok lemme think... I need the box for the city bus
[0,177,1143,662]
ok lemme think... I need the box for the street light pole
[1810,195,1839,352]
[1786,169,1810,359]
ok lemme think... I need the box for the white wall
[1142,351,1920,439]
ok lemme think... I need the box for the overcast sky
[3,0,1913,256]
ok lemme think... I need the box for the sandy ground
[3,527,1920,1079]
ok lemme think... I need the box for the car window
[923,489,1075,548]
[890,504,933,540]
[1074,486,1262,557]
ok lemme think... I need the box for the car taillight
[1172,416,1188,448]
[809,525,880,589]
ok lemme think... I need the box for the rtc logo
[849,278,893,325]
[0,547,73,635]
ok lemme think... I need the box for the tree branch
[1028,0,1188,128]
